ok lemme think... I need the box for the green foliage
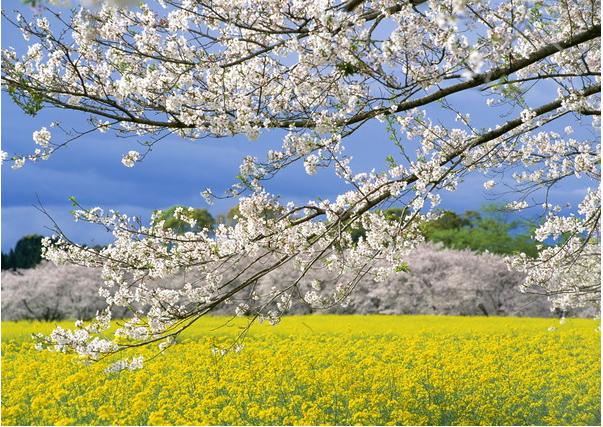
[385,155,397,169]
[420,206,539,257]
[1,235,44,270]
[335,62,360,76]
[343,205,539,256]
[382,207,406,223]
[6,76,44,116]
[215,204,286,226]
[153,206,215,234]
[394,262,411,273]
[216,205,241,226]
[348,224,366,244]
[423,210,471,230]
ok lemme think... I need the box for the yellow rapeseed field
[1,315,600,426]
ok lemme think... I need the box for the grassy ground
[1,315,600,425]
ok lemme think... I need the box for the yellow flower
[1,315,600,425]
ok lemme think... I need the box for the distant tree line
[350,204,540,258]
[2,244,563,321]
[2,204,540,270]
[1,235,44,270]
[414,205,539,258]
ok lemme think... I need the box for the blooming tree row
[1,0,600,366]
[5,245,572,322]
[1,262,130,321]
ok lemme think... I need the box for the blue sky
[1,3,592,250]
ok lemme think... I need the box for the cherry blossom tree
[1,0,599,365]
[1,262,129,321]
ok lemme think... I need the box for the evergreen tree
[1,234,44,270]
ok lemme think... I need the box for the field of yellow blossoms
[1,315,600,426]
